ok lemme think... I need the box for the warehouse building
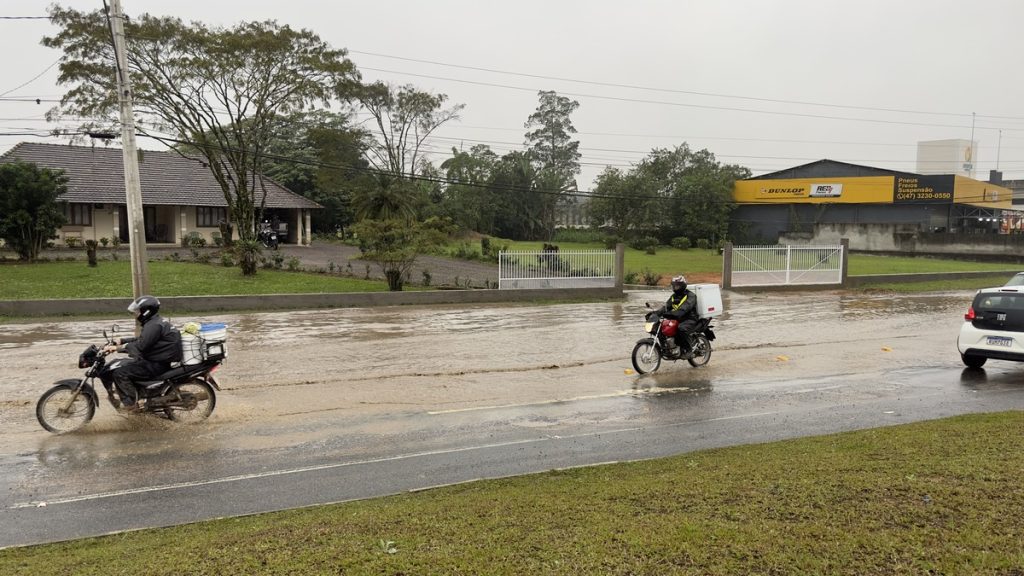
[730,159,1016,245]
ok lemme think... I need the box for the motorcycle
[257,221,279,249]
[36,325,224,434]
[630,303,715,374]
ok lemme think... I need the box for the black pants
[678,319,699,349]
[112,358,168,405]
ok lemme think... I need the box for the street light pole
[107,0,150,298]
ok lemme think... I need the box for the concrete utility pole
[107,0,150,297]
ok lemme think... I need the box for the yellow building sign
[734,174,1011,209]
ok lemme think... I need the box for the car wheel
[961,353,987,368]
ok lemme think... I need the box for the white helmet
[670,275,687,293]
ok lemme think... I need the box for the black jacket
[122,314,182,365]
[660,289,698,321]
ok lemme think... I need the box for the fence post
[614,243,625,289]
[722,242,733,289]
[840,237,849,287]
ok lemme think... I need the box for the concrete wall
[782,222,1024,258]
[0,287,625,318]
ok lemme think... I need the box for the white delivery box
[692,284,724,319]
[181,332,204,365]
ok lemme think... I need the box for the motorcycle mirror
[645,302,653,309]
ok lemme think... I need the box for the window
[197,206,226,227]
[67,203,92,226]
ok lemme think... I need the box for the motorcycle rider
[658,275,699,354]
[102,295,182,411]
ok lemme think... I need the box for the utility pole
[107,0,150,297]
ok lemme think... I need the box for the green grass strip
[0,261,389,299]
[2,412,1022,575]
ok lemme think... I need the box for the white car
[957,286,1024,368]
[1005,272,1024,287]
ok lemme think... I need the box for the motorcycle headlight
[644,322,654,332]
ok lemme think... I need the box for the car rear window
[973,292,1024,332]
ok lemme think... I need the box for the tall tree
[439,144,500,233]
[588,144,750,245]
[261,110,373,236]
[358,82,464,181]
[0,162,68,261]
[43,7,360,267]
[523,91,581,239]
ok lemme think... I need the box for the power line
[0,57,62,99]
[351,49,1024,122]
[361,66,1017,133]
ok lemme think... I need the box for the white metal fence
[498,249,616,289]
[730,244,844,287]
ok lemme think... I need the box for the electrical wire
[350,49,1024,122]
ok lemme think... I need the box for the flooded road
[2,289,1023,547]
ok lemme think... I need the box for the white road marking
[11,410,775,509]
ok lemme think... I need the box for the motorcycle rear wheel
[37,384,95,434]
[687,334,712,367]
[631,340,662,374]
[163,379,216,423]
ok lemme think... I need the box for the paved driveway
[276,243,498,288]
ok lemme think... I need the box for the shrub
[64,236,81,248]
[672,237,691,250]
[220,251,234,267]
[624,270,640,284]
[629,236,658,252]
[696,238,711,249]
[182,231,206,249]
[194,251,212,264]
[639,268,660,286]
[604,236,624,249]
[422,269,432,286]
[645,245,657,255]
[212,231,223,247]
[328,261,335,274]
[111,236,121,248]
[85,239,98,267]
[99,237,109,247]
[480,237,491,257]
[286,256,301,271]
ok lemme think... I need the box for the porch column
[295,209,303,246]
[304,210,311,245]
[180,207,187,245]
[112,206,120,240]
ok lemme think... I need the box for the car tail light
[964,306,976,321]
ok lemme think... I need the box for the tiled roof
[0,142,321,209]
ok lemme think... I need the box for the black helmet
[670,275,687,294]
[128,295,160,324]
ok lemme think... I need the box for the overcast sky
[2,0,1023,190]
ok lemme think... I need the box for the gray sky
[2,0,1023,190]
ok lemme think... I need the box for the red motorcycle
[630,304,714,374]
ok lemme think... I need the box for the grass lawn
[2,412,1021,575]
[0,261,389,300]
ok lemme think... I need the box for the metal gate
[498,249,616,289]
[729,244,844,287]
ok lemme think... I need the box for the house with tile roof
[0,142,321,246]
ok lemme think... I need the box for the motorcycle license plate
[987,336,1013,347]
[644,322,654,332]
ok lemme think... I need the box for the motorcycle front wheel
[687,334,712,367]
[37,384,95,434]
[631,340,662,374]
[164,379,216,423]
